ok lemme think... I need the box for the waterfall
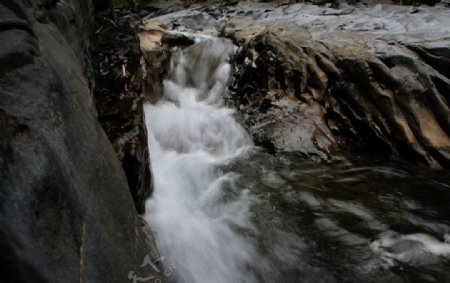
[142,35,450,283]
[143,37,259,283]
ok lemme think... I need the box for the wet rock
[93,7,152,214]
[0,1,163,282]
[224,3,450,167]
[161,33,195,46]
[137,27,171,103]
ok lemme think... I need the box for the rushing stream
[144,37,450,283]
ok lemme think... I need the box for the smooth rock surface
[0,1,163,282]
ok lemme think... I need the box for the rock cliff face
[0,1,161,282]
[140,2,450,167]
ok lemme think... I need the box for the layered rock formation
[225,3,450,167]
[0,1,162,282]
[140,1,450,167]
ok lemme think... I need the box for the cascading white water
[143,38,260,283]
[142,34,450,283]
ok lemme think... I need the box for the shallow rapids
[144,38,261,283]
[144,37,450,283]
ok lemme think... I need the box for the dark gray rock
[0,1,163,282]
[93,8,152,214]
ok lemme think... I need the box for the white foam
[371,231,450,267]
[144,38,260,283]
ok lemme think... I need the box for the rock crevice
[92,7,152,213]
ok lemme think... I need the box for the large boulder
[0,1,163,282]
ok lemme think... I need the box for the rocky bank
[140,1,450,168]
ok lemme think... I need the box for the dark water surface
[229,151,450,282]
